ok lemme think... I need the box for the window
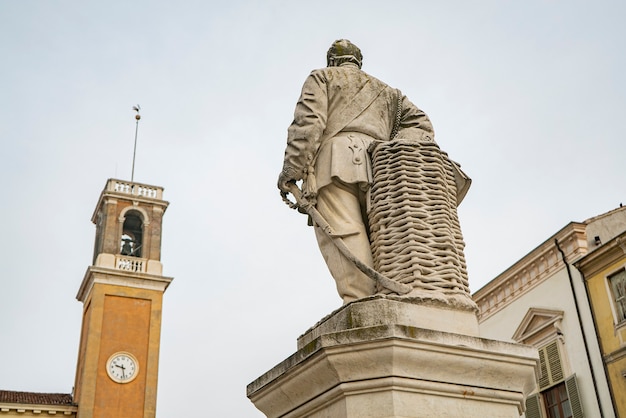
[544,383,572,418]
[525,341,584,418]
[609,269,626,322]
[525,376,583,418]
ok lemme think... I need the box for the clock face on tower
[106,352,139,383]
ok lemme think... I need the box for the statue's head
[327,39,362,68]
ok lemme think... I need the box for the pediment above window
[512,308,564,346]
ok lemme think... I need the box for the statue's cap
[327,39,362,68]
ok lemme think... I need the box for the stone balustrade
[106,179,163,199]
[115,255,146,273]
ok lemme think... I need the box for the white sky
[1,1,625,416]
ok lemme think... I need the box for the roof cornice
[574,230,626,278]
[473,222,587,322]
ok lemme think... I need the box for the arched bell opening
[120,210,144,257]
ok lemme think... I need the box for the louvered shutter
[565,374,584,418]
[538,349,550,389]
[525,393,543,418]
[539,340,564,390]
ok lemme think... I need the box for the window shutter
[538,340,564,390]
[525,393,543,418]
[565,374,584,418]
[546,341,564,382]
[538,349,550,389]
[609,270,626,321]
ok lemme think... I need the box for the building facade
[473,207,626,417]
[575,227,626,417]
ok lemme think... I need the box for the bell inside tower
[120,210,143,257]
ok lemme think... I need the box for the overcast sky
[1,1,625,416]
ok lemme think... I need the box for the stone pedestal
[247,296,539,418]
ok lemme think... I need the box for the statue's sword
[284,183,411,295]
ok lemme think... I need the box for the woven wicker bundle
[368,138,470,298]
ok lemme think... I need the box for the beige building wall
[478,268,609,417]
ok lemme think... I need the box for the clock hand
[114,363,126,378]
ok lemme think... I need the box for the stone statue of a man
[278,39,437,304]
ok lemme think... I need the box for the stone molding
[90,178,168,224]
[0,403,77,416]
[474,223,587,322]
[298,295,479,349]
[76,265,173,303]
[603,343,626,364]
[248,299,539,418]
[574,230,626,279]
[512,308,564,346]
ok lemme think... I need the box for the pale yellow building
[575,227,626,417]
[0,179,172,418]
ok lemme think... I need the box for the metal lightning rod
[131,105,141,182]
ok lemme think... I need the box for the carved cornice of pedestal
[247,324,539,418]
[298,295,480,349]
[473,222,587,322]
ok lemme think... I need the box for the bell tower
[74,179,172,418]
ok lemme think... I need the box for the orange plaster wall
[93,295,151,418]
[73,300,92,401]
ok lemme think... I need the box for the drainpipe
[554,238,605,418]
